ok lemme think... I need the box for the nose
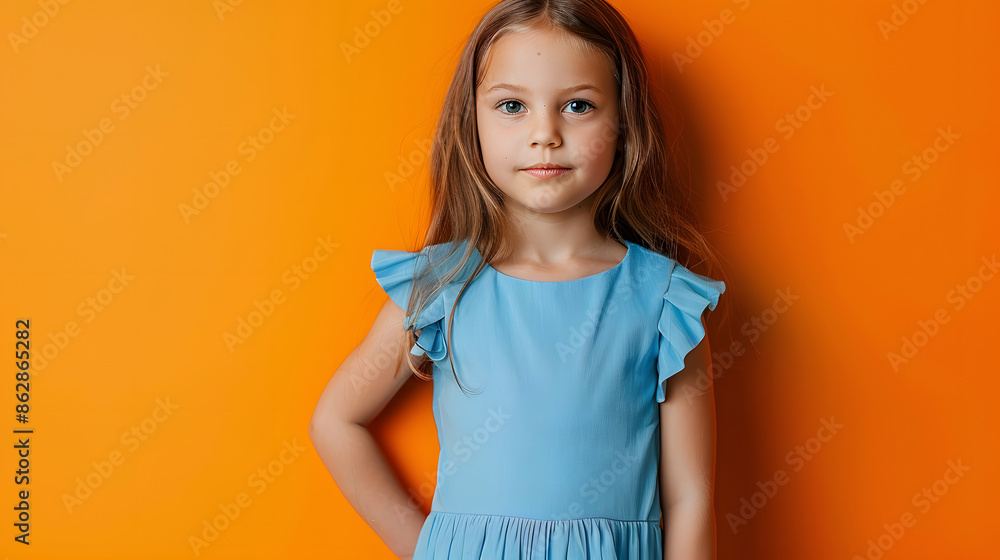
[528,108,562,149]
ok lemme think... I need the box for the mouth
[521,164,571,179]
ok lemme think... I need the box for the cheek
[477,119,514,168]
[570,121,619,169]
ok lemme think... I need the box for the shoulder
[625,241,675,271]
[625,241,725,298]
[370,239,482,294]
[370,240,466,274]
[622,241,677,294]
[370,240,459,264]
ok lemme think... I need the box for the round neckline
[484,240,632,284]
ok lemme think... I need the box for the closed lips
[522,164,571,178]
[522,163,569,170]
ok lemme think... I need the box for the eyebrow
[483,82,602,95]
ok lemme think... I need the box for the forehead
[478,26,617,95]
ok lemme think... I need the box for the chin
[507,191,579,214]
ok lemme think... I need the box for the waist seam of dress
[427,510,660,525]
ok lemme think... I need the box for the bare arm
[309,298,429,559]
[659,315,717,560]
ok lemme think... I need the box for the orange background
[1,0,996,558]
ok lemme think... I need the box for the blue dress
[370,239,725,560]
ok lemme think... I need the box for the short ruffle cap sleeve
[370,247,449,362]
[656,260,726,403]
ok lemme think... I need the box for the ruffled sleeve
[370,248,449,361]
[656,261,726,402]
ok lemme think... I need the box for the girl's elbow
[309,405,357,448]
[308,406,338,444]
[307,416,321,442]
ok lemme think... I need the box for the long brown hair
[397,0,730,392]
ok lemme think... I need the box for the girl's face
[476,25,620,214]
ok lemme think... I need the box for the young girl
[310,0,728,558]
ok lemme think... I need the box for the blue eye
[497,100,525,114]
[494,99,597,115]
[565,100,594,114]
